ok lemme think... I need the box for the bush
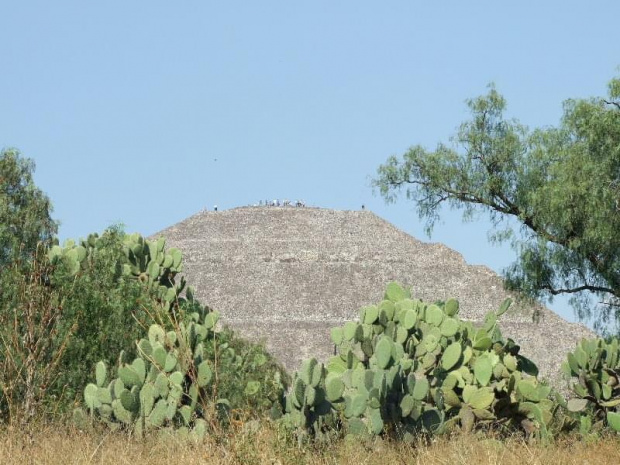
[562,337,620,433]
[0,245,76,423]
[280,282,560,442]
[0,229,155,422]
[75,296,289,438]
[49,229,154,403]
[203,326,289,419]
[71,232,288,436]
[2,228,289,427]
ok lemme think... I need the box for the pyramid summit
[152,206,595,388]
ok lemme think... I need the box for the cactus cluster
[121,234,186,311]
[74,233,288,436]
[281,359,338,441]
[280,282,556,440]
[562,337,620,432]
[70,232,222,437]
[48,233,187,312]
[69,235,619,444]
[48,237,90,275]
[77,298,222,438]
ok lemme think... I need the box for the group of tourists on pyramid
[208,200,307,212]
[256,199,306,207]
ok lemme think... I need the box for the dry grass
[0,421,619,465]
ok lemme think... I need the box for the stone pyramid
[152,206,595,388]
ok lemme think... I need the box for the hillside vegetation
[1,150,619,462]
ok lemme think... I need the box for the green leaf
[441,342,462,371]
[425,305,444,326]
[468,387,495,410]
[330,327,343,345]
[385,282,406,302]
[474,355,493,386]
[244,381,261,396]
[363,305,379,324]
[84,383,100,410]
[375,337,392,369]
[95,361,107,388]
[440,317,459,337]
[326,376,345,402]
[197,361,213,387]
[607,412,620,432]
[402,309,417,330]
[496,298,512,317]
[411,377,429,401]
[516,380,540,402]
[566,398,589,412]
[444,298,459,317]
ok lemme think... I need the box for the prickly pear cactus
[562,337,620,433]
[48,232,187,312]
[47,238,88,275]
[70,233,289,436]
[281,282,555,441]
[121,233,186,309]
[77,298,221,439]
[281,358,338,442]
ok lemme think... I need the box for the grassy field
[1,421,619,465]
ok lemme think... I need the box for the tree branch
[400,173,619,295]
[540,283,615,295]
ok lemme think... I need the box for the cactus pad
[441,342,462,371]
[197,361,213,387]
[474,355,493,386]
[95,361,107,388]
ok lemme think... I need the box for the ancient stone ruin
[152,206,595,389]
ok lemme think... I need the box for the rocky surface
[152,206,595,390]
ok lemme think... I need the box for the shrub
[48,229,153,403]
[0,229,155,422]
[75,294,288,437]
[562,337,620,433]
[74,233,288,435]
[0,245,76,423]
[280,282,559,442]
[203,326,289,419]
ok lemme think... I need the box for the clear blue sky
[1,1,618,326]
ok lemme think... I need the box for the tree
[373,76,620,332]
[0,149,57,267]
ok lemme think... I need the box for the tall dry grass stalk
[0,421,618,465]
[0,246,78,424]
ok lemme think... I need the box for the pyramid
[152,206,595,389]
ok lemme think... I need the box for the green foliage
[198,325,289,418]
[46,230,153,403]
[0,229,172,422]
[280,358,339,444]
[68,233,288,434]
[280,282,557,442]
[1,225,287,425]
[0,149,57,268]
[373,76,620,332]
[563,337,620,432]
[0,245,76,422]
[78,302,288,436]
[77,306,224,438]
